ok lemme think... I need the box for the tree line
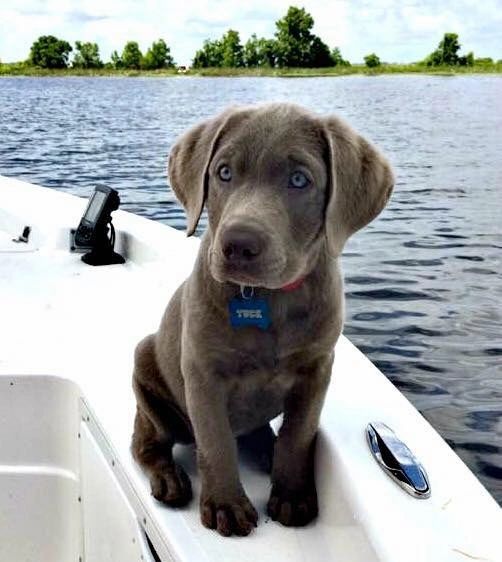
[192,7,350,68]
[29,36,174,70]
[23,6,490,71]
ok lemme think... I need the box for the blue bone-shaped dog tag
[229,296,271,330]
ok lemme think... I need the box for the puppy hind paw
[150,464,192,507]
[200,494,258,537]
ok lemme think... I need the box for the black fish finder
[73,185,125,265]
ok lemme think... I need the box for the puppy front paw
[267,481,318,527]
[200,492,258,537]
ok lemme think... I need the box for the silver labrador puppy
[131,103,394,536]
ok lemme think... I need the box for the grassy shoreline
[1,62,501,77]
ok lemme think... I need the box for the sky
[1,0,501,65]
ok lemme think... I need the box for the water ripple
[347,288,444,301]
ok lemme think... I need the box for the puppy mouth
[216,263,280,287]
[209,251,286,288]
[222,272,263,287]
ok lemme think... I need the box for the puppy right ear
[168,112,230,236]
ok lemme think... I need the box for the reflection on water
[1,75,501,502]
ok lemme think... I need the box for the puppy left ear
[168,111,230,236]
[322,116,394,256]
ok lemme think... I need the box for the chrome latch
[366,422,431,499]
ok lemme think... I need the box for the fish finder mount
[72,185,125,266]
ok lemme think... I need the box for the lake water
[1,75,501,503]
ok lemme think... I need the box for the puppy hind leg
[131,336,192,507]
[132,407,192,507]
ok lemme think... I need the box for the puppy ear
[168,111,230,236]
[322,117,394,256]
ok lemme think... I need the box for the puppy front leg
[267,352,333,527]
[184,367,258,536]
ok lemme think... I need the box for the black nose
[221,226,263,262]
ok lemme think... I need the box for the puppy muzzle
[211,222,284,286]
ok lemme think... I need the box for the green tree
[193,39,224,68]
[110,50,122,69]
[258,38,277,67]
[243,34,260,67]
[310,35,333,67]
[243,34,276,67]
[425,33,473,66]
[275,6,313,66]
[331,47,350,66]
[425,49,442,66]
[121,41,142,69]
[221,29,244,67]
[459,51,474,66]
[73,41,102,68]
[192,30,243,68]
[29,35,72,68]
[274,6,332,67]
[438,33,460,64]
[142,39,174,69]
[364,53,381,68]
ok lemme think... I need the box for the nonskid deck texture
[1,175,501,562]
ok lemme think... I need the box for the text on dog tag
[228,297,271,330]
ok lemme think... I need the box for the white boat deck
[1,176,501,562]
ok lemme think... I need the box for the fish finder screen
[85,191,107,223]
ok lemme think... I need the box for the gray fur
[131,103,394,536]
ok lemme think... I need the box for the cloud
[64,11,110,23]
[17,8,48,16]
[186,17,233,28]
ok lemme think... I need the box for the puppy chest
[227,371,294,432]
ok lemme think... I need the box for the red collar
[281,277,305,292]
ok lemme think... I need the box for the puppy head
[168,104,394,288]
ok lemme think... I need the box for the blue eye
[218,165,232,182]
[289,171,310,189]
